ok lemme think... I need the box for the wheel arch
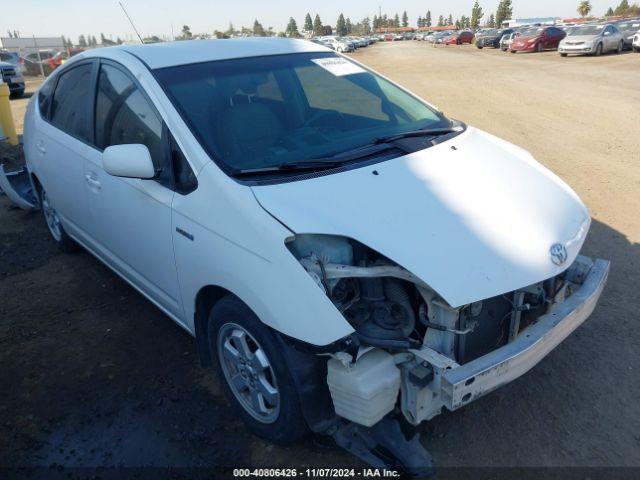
[194,284,238,367]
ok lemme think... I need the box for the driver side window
[95,64,165,171]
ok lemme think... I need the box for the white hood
[252,127,590,307]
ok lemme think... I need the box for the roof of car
[117,37,331,70]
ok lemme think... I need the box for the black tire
[38,187,79,253]
[616,41,623,54]
[10,89,25,99]
[634,46,640,53]
[208,295,307,445]
[510,50,516,54]
[537,42,544,53]
[594,43,603,56]
[560,53,568,57]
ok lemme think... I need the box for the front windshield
[519,28,544,36]
[154,52,448,174]
[568,25,604,36]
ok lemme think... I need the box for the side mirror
[604,31,611,36]
[103,144,155,179]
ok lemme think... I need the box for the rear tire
[208,295,308,445]
[560,53,568,57]
[39,187,79,253]
[537,42,544,53]
[617,41,623,54]
[634,46,640,53]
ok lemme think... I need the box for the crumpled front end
[285,234,609,428]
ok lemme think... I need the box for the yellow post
[0,82,18,146]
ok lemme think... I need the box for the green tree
[78,34,87,46]
[495,0,513,27]
[471,1,484,28]
[346,17,353,34]
[447,14,453,26]
[304,13,313,33]
[577,1,592,17]
[286,17,300,37]
[417,16,424,27]
[605,6,614,15]
[402,10,409,27]
[487,13,496,27]
[437,15,444,26]
[336,13,347,36]
[180,25,193,39]
[426,11,432,27]
[614,0,630,15]
[313,14,323,36]
[362,17,372,35]
[253,19,266,36]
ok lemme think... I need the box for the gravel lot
[1,42,639,478]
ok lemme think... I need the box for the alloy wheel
[217,323,280,423]
[41,190,62,241]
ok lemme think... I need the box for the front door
[83,61,183,320]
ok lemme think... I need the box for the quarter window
[38,78,55,119]
[50,64,93,141]
[95,64,164,170]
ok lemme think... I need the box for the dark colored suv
[476,28,515,49]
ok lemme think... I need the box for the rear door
[33,60,96,243]
[83,60,183,319]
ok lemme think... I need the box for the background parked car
[0,61,25,97]
[558,23,624,56]
[443,31,474,45]
[476,28,515,49]
[0,51,25,74]
[500,32,520,51]
[633,30,640,52]
[320,37,354,53]
[510,26,566,53]
[429,31,454,44]
[614,19,640,49]
[383,33,394,41]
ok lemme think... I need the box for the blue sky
[3,0,617,41]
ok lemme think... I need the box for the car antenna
[118,1,145,44]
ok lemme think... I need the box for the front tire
[616,41,623,54]
[560,52,568,57]
[208,296,307,444]
[537,42,544,53]
[39,188,79,252]
[594,43,603,56]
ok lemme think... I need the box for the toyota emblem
[549,243,568,266]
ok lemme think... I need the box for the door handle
[85,173,101,191]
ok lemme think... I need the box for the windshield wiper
[234,161,346,177]
[373,126,462,145]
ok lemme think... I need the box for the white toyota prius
[16,38,609,473]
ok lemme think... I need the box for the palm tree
[577,0,592,18]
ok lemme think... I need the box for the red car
[443,31,475,45]
[383,33,394,42]
[510,26,566,53]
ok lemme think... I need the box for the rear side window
[38,79,55,119]
[95,64,164,170]
[50,64,93,142]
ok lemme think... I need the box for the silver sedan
[559,23,625,56]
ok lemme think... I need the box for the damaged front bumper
[439,257,609,410]
[0,164,37,210]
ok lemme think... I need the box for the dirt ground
[1,42,639,478]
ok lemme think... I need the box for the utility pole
[32,36,45,78]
